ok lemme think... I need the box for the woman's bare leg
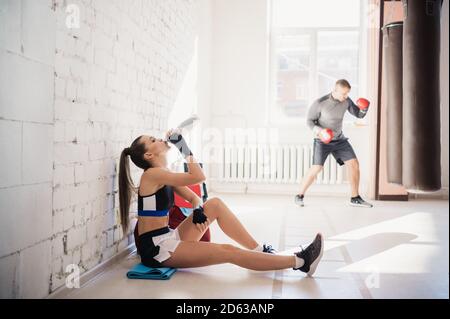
[162,241,295,270]
[176,198,259,249]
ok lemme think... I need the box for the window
[275,33,312,117]
[270,0,363,121]
[296,83,308,100]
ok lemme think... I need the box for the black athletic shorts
[312,138,357,166]
[137,226,181,268]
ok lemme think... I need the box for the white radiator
[216,144,346,185]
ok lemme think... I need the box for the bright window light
[272,0,361,28]
[270,0,363,120]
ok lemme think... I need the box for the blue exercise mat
[126,263,177,280]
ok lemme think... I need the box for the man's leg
[298,165,324,196]
[296,139,329,206]
[345,158,360,197]
[334,139,372,207]
[344,158,373,207]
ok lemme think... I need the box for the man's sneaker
[294,233,324,277]
[294,194,304,207]
[262,244,276,254]
[350,195,373,208]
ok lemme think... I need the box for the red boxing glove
[318,128,333,144]
[356,98,370,110]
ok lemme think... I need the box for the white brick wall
[22,123,54,184]
[0,0,202,298]
[18,240,52,298]
[0,51,54,123]
[0,120,22,188]
[0,184,53,256]
[0,253,19,298]
[0,0,21,53]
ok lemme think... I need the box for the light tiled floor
[61,194,449,299]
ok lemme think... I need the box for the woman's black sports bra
[137,185,174,217]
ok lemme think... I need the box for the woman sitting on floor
[118,129,324,275]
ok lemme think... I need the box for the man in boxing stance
[295,79,373,208]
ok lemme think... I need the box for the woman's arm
[165,129,206,185]
[173,186,202,207]
[145,167,205,187]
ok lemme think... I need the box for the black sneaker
[262,244,276,254]
[350,195,373,208]
[294,233,324,276]
[294,194,304,207]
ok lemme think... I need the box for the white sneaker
[350,196,373,208]
[294,194,304,207]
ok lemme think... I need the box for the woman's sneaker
[350,195,373,208]
[294,233,324,276]
[294,194,304,207]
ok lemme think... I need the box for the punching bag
[383,22,404,185]
[402,0,442,192]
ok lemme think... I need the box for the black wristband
[192,206,208,224]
